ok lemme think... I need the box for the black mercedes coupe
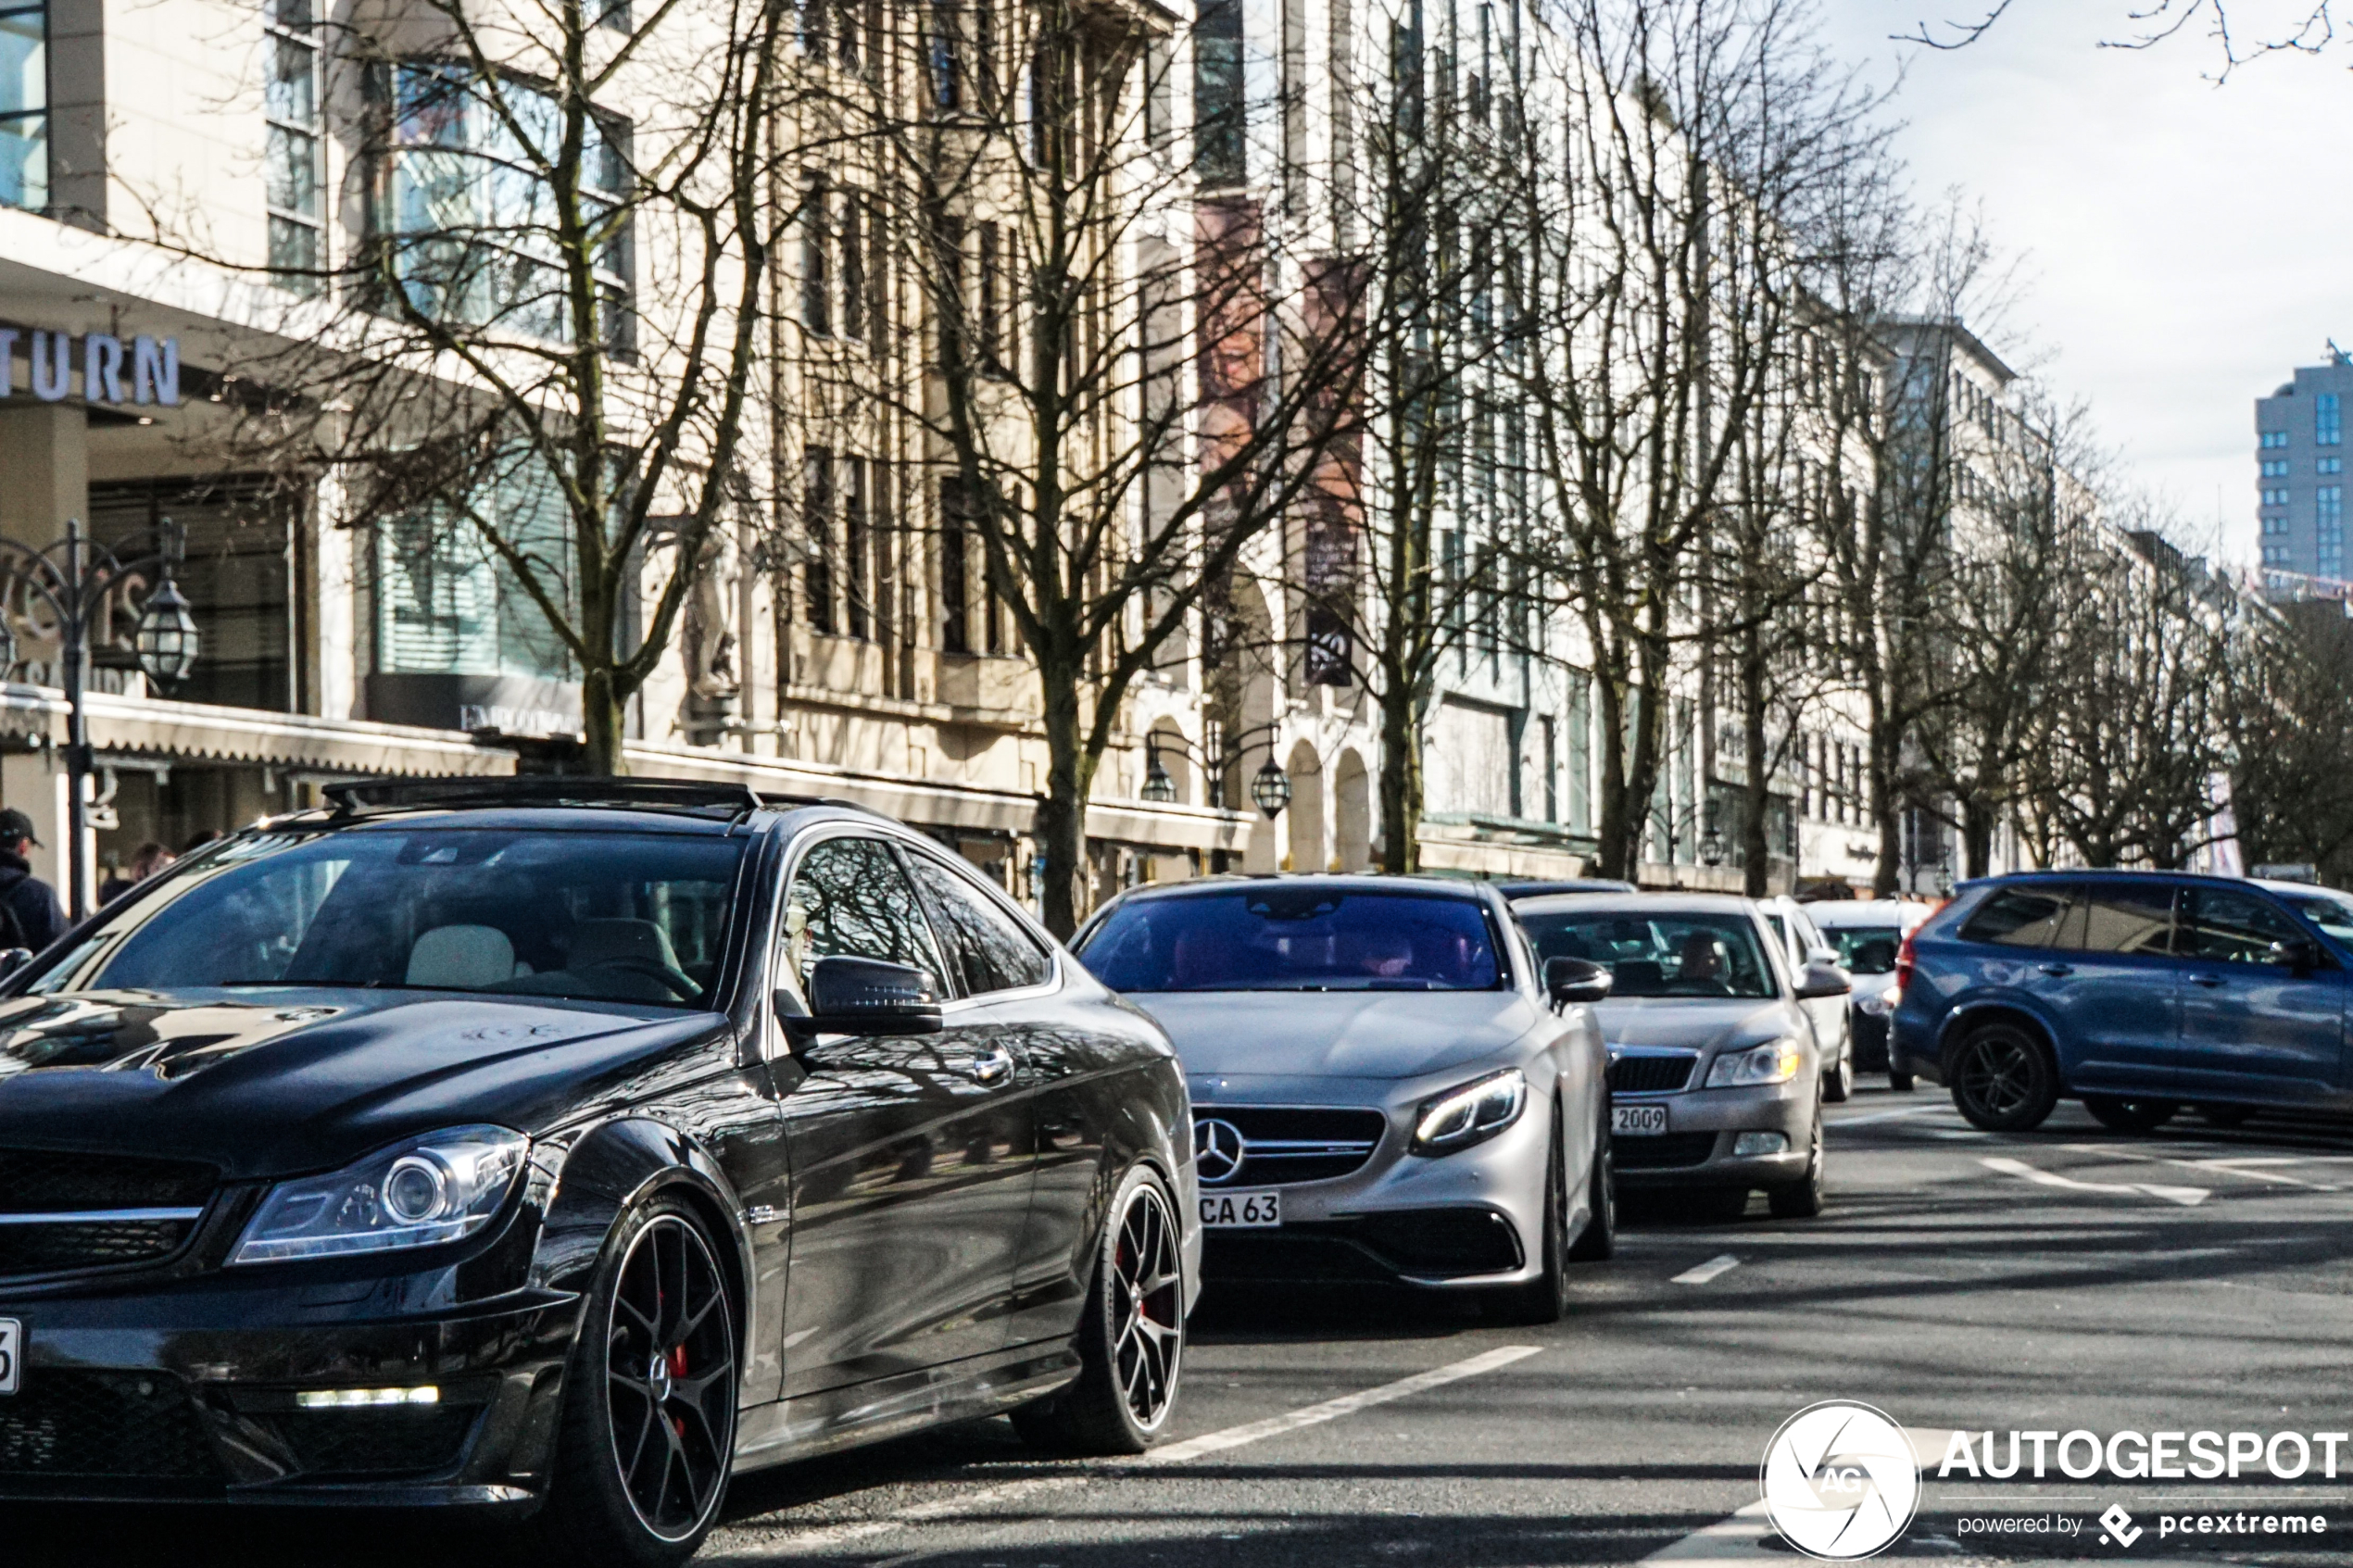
[0,779,1198,1565]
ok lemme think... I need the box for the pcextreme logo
[1761,1401,1923,1561]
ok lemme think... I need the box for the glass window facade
[373,458,576,683]
[2321,484,2345,580]
[1194,0,1244,185]
[0,0,45,209]
[383,63,632,346]
[266,0,323,291]
[2320,393,2342,447]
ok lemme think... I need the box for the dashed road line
[1143,1343,1542,1462]
[1982,1155,2208,1206]
[1829,1106,1952,1127]
[1673,1253,1743,1285]
[2059,1144,2342,1191]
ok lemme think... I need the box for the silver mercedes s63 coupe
[1071,876,1615,1323]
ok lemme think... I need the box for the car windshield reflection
[1077,888,1504,992]
[1520,910,1777,999]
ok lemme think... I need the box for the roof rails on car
[320,775,877,822]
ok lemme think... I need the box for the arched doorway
[1335,750,1372,872]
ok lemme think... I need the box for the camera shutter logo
[1194,1118,1247,1185]
[1760,1401,1920,1560]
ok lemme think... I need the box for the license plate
[1200,1190,1281,1228]
[0,1320,18,1395]
[1613,1103,1669,1136]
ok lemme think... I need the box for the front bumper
[0,1265,580,1505]
[1190,1075,1557,1291]
[1612,1077,1816,1191]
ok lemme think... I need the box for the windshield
[1519,909,1778,999]
[1819,925,1903,974]
[1076,888,1504,992]
[27,828,746,1010]
[2278,889,2353,945]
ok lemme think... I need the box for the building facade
[2254,355,2353,596]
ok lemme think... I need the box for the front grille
[1204,1209,1524,1282]
[0,1370,220,1480]
[1615,1132,1719,1170]
[0,1148,217,1277]
[1193,1106,1386,1187]
[1609,1052,1698,1094]
[0,1150,217,1212]
[272,1406,481,1477]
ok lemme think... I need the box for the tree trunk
[1869,699,1902,897]
[583,667,627,775]
[1036,660,1094,938]
[1742,687,1771,898]
[1377,676,1422,874]
[1961,797,1997,880]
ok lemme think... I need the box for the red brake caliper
[669,1344,688,1437]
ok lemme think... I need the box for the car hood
[1591,997,1802,1055]
[1127,989,1541,1081]
[0,988,726,1178]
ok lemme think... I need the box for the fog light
[295,1386,440,1410]
[1732,1132,1789,1157]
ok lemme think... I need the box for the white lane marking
[1828,1106,1950,1127]
[1143,1343,1542,1463]
[731,1476,1087,1551]
[1982,1155,2208,1206]
[1643,1430,1957,1562]
[1672,1253,1742,1286]
[2059,1144,2341,1191]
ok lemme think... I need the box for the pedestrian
[97,840,175,909]
[0,809,67,954]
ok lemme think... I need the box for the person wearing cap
[0,809,67,954]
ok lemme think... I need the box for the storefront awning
[0,686,517,777]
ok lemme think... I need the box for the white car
[1805,897,1936,1089]
[1757,897,1854,1101]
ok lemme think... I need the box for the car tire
[1889,1071,1916,1093]
[1949,1022,2059,1132]
[1768,1113,1826,1220]
[2199,1103,2256,1129]
[523,1195,738,1568]
[1566,1096,1617,1265]
[1490,1099,1574,1323]
[1012,1163,1185,1455]
[1822,1045,1853,1104]
[2082,1096,2180,1134]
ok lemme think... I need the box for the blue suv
[1891,871,2353,1133]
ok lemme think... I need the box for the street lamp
[1134,722,1290,819]
[0,516,201,917]
[1934,860,1955,898]
[1140,735,1177,804]
[1698,825,1725,869]
[1250,758,1292,819]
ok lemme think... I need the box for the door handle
[2190,973,2226,988]
[2037,963,2074,977]
[966,1046,1016,1085]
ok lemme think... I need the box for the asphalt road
[19,1084,2353,1565]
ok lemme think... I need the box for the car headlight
[1857,985,1900,1016]
[232,1125,530,1265]
[1705,1038,1805,1089]
[1412,1068,1528,1153]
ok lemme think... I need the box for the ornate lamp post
[1136,724,1291,820]
[0,517,202,916]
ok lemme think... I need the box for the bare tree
[144,0,802,773]
[793,0,1369,934]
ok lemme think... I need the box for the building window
[2264,516,2289,535]
[374,461,576,684]
[2264,544,2288,566]
[266,0,324,292]
[2262,488,2290,507]
[383,65,634,347]
[2262,458,2290,478]
[1194,0,1244,186]
[2261,431,2289,449]
[0,0,47,209]
[2320,394,2342,447]
[2322,458,2343,475]
[939,479,972,654]
[800,174,831,334]
[804,447,836,634]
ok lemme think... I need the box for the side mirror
[0,948,31,981]
[1794,961,1852,999]
[779,956,944,1044]
[1544,956,1613,1010]
[2269,938,2323,974]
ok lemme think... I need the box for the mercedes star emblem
[1194,1117,1247,1185]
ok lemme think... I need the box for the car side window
[2180,887,2309,966]
[1958,885,2073,948]
[2058,883,2177,956]
[904,850,1052,995]
[782,836,950,996]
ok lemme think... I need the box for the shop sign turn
[0,329,180,407]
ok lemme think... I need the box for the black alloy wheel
[527,1197,738,1568]
[1567,1094,1616,1263]
[1822,1041,1854,1104]
[1013,1165,1184,1454]
[2082,1096,2181,1135]
[1492,1098,1574,1323]
[1950,1022,2059,1133]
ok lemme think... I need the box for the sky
[1816,0,2353,565]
